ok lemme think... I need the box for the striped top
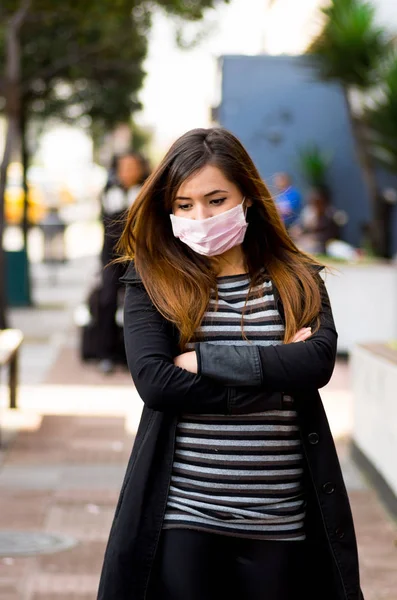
[163,273,306,541]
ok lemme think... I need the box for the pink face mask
[170,200,248,257]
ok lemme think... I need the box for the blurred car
[4,162,75,225]
[5,180,48,225]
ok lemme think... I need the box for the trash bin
[5,247,31,306]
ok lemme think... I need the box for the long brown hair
[117,127,324,349]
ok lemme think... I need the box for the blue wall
[218,55,373,248]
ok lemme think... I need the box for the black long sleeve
[196,278,337,393]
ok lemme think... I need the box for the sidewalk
[0,258,396,600]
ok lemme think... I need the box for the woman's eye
[177,203,192,210]
[210,198,226,205]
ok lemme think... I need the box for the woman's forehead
[176,165,235,198]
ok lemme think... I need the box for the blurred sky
[136,0,267,153]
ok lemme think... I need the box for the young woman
[97,128,364,600]
[97,151,150,374]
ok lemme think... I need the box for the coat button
[322,482,336,494]
[335,528,345,539]
[308,432,319,445]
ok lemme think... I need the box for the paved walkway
[0,258,396,599]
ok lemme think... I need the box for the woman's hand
[292,327,312,343]
[174,351,198,374]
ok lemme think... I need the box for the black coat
[97,262,364,600]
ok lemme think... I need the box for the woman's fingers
[292,327,312,343]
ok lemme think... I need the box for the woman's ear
[245,197,253,208]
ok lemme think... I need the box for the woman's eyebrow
[204,189,228,197]
[175,189,229,201]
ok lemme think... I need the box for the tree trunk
[20,107,29,247]
[0,0,32,328]
[343,89,388,257]
[20,106,32,304]
[0,121,15,329]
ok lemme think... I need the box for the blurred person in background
[291,185,340,255]
[97,128,363,600]
[274,172,302,230]
[97,150,150,375]
[104,154,120,190]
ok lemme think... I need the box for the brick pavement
[0,413,131,600]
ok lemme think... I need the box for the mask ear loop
[242,197,248,219]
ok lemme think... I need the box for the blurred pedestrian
[292,185,340,255]
[274,172,302,229]
[97,150,150,374]
[97,128,363,600]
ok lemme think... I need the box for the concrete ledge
[323,263,397,353]
[351,343,397,513]
[351,441,397,521]
[359,342,397,364]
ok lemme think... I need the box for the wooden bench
[0,329,24,410]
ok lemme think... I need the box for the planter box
[322,262,397,353]
[351,343,397,516]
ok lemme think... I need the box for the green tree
[366,55,397,258]
[308,0,391,256]
[0,0,230,328]
[367,56,397,173]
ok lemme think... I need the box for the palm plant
[308,0,391,256]
[367,56,397,173]
[309,0,387,88]
[297,144,333,188]
[366,55,397,258]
